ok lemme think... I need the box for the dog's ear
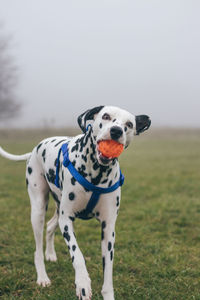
[78,106,105,133]
[135,115,151,135]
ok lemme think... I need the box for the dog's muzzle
[97,149,115,165]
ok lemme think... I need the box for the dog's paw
[103,294,114,300]
[102,290,115,300]
[37,275,51,287]
[45,251,57,262]
[75,274,92,300]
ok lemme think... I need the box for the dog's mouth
[97,140,113,165]
[98,152,113,165]
[97,139,123,165]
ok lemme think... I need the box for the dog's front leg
[58,211,92,300]
[101,218,117,300]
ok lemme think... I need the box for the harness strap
[55,143,124,218]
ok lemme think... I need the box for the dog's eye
[102,113,111,121]
[126,121,133,129]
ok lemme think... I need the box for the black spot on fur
[72,245,76,251]
[112,232,115,237]
[107,168,112,177]
[91,173,100,185]
[54,158,58,167]
[81,164,86,171]
[46,169,56,184]
[108,180,113,187]
[69,192,75,201]
[96,212,100,217]
[112,158,117,165]
[72,256,74,263]
[102,256,105,273]
[91,169,104,185]
[82,288,86,296]
[42,149,46,162]
[116,196,120,207]
[124,126,127,132]
[101,221,106,240]
[71,144,79,152]
[51,191,60,205]
[113,119,116,122]
[28,167,32,174]
[77,166,87,178]
[36,143,42,152]
[99,123,102,128]
[90,141,96,155]
[60,181,63,191]
[81,154,87,163]
[75,210,94,220]
[63,231,70,242]
[108,242,112,251]
[102,221,106,229]
[90,153,96,163]
[101,179,108,184]
[69,216,75,222]
[55,139,66,147]
[26,178,29,186]
[62,210,64,215]
[110,251,113,261]
[93,162,99,171]
[79,135,90,153]
[71,177,76,185]
[64,225,68,232]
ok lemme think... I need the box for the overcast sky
[1,0,200,128]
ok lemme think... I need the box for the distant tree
[0,25,21,121]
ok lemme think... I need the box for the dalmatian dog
[0,106,151,300]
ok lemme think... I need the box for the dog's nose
[110,126,123,141]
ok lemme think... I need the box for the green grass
[0,128,200,299]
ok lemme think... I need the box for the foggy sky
[1,0,200,128]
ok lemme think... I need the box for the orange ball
[98,140,124,158]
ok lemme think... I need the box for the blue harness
[55,143,124,220]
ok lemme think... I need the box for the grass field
[0,128,200,300]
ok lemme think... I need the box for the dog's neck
[68,129,120,187]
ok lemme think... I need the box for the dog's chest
[62,174,94,218]
[39,135,119,218]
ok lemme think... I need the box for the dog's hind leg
[27,161,51,287]
[45,208,59,262]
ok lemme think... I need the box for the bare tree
[0,25,21,121]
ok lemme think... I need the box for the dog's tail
[0,146,31,161]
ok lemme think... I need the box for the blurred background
[0,0,200,129]
[1,3,200,299]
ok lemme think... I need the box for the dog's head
[78,106,151,165]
